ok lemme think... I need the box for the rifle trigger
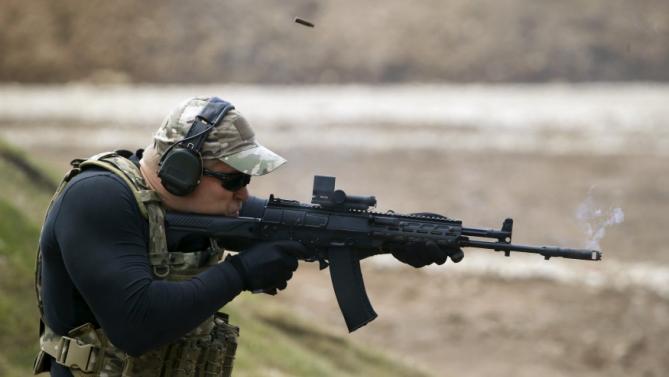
[318,257,330,270]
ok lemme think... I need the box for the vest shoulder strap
[79,152,159,219]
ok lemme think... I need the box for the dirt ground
[277,262,669,377]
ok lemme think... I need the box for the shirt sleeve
[53,173,243,356]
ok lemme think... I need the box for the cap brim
[221,144,287,176]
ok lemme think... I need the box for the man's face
[181,159,250,216]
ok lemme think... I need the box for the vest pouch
[161,339,206,377]
[120,345,170,377]
[158,315,222,377]
[209,312,239,377]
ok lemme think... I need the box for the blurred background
[1,0,668,376]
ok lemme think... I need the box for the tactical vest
[34,151,239,377]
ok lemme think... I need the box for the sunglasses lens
[222,174,250,191]
[203,169,250,191]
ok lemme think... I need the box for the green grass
[0,141,50,376]
[0,139,57,224]
[0,199,41,377]
[0,140,433,377]
[227,296,431,377]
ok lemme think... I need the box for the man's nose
[235,186,250,201]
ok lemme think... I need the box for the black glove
[392,240,463,268]
[227,240,305,295]
[391,212,465,268]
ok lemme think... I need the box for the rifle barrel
[460,239,602,261]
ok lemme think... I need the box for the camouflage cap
[153,96,286,176]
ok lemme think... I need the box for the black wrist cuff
[226,254,250,290]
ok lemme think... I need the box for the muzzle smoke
[576,187,624,250]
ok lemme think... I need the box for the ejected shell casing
[294,17,315,28]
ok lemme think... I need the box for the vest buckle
[58,336,97,373]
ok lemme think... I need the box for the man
[34,96,455,377]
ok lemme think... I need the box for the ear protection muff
[158,98,235,196]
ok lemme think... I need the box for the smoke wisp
[576,187,624,250]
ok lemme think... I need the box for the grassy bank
[0,141,431,376]
[226,297,429,377]
[0,199,42,376]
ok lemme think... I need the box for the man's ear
[140,145,161,172]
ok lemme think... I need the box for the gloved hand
[392,240,464,268]
[391,212,465,268]
[227,240,305,295]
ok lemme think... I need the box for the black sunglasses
[202,169,251,192]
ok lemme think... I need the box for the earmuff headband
[157,97,236,196]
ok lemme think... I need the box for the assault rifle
[165,176,602,332]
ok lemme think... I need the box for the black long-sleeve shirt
[39,164,243,376]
